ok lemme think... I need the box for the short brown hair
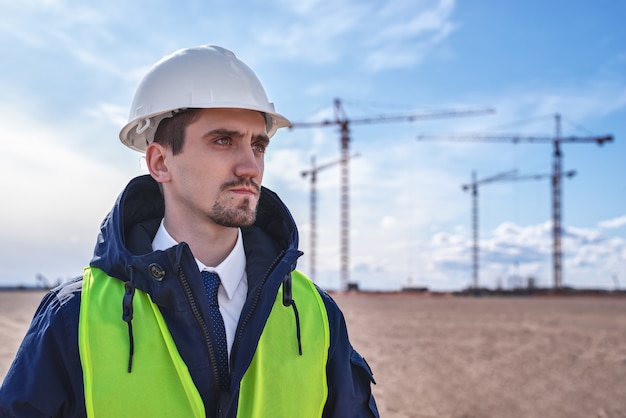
[153,109,202,155]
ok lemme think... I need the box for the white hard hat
[119,45,291,152]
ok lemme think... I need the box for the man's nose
[234,146,262,178]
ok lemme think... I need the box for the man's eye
[252,143,267,153]
[215,137,231,145]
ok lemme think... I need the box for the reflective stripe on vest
[79,267,329,417]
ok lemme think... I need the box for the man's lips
[221,180,261,196]
[229,187,257,195]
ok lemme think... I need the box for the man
[0,45,379,417]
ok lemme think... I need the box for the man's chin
[216,214,256,228]
[209,202,258,228]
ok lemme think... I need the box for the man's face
[163,108,269,228]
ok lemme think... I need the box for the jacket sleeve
[318,289,380,418]
[0,283,86,418]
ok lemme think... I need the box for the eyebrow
[202,128,270,144]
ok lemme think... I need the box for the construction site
[288,98,620,296]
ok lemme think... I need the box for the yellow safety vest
[79,267,329,417]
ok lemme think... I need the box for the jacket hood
[90,174,300,289]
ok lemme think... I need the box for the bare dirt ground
[1,290,625,418]
[334,292,626,418]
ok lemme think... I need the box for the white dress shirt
[151,220,248,356]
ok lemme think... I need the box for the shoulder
[313,283,345,324]
[37,277,83,324]
[20,277,83,356]
[14,277,84,371]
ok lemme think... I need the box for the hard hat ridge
[119,45,291,152]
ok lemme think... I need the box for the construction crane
[462,169,576,291]
[463,169,517,292]
[291,98,494,291]
[301,153,360,283]
[418,113,613,290]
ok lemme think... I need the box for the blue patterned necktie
[201,270,230,390]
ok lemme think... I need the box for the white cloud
[364,0,457,70]
[418,220,626,290]
[84,102,129,128]
[254,1,365,64]
[253,0,458,72]
[1,1,108,45]
[599,215,626,229]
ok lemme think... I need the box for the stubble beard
[208,190,260,228]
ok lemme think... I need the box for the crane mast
[301,153,359,283]
[552,115,563,289]
[462,170,517,291]
[471,171,478,291]
[338,101,351,290]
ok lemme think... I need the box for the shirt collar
[151,219,246,300]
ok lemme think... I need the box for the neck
[163,213,238,268]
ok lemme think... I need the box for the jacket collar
[90,175,300,299]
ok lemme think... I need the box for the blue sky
[0,0,624,291]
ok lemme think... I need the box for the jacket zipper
[176,262,222,391]
[230,250,286,367]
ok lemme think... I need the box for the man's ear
[145,142,171,183]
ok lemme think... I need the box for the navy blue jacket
[0,175,379,417]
